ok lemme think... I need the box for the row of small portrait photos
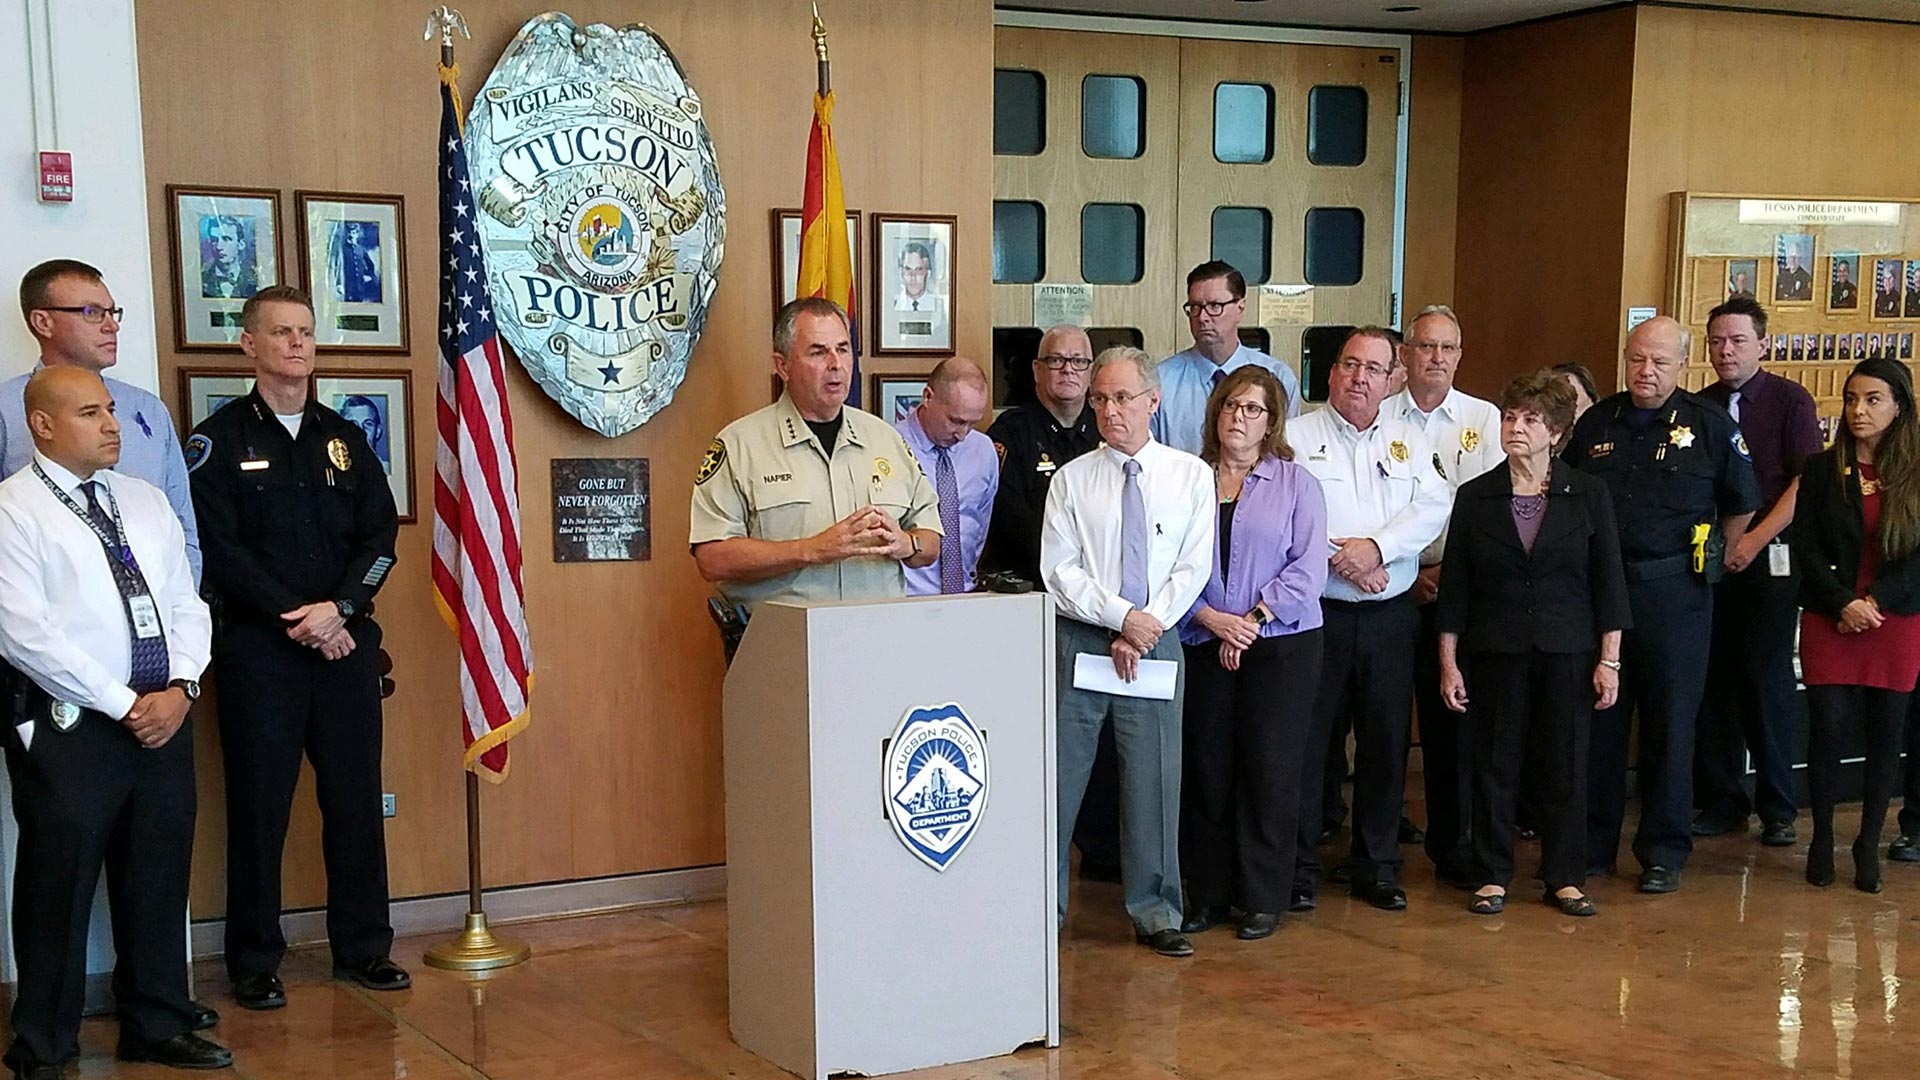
[1765,330,1915,362]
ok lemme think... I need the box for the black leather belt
[1625,554,1691,583]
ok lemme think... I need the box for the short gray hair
[1090,345,1159,392]
[772,297,849,356]
[1410,304,1461,338]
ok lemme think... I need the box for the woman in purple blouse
[1176,368,1327,941]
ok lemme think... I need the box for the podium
[724,593,1059,1079]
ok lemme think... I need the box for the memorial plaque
[552,458,651,562]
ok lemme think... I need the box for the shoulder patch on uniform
[185,434,212,474]
[994,440,1007,467]
[1733,431,1751,459]
[696,438,726,485]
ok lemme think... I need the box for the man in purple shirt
[895,358,999,596]
[1694,296,1824,846]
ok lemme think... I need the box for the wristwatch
[336,598,358,620]
[1250,607,1271,627]
[905,533,923,561]
[1598,659,1622,671]
[169,679,201,702]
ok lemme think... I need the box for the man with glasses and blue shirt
[5,260,201,583]
[1150,261,1301,456]
[1288,327,1451,913]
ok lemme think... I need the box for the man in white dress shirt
[1385,305,1501,885]
[1151,261,1301,456]
[1288,328,1451,913]
[0,368,230,1077]
[1043,346,1213,957]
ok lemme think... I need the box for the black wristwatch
[1250,606,1271,627]
[169,679,201,702]
[336,598,358,621]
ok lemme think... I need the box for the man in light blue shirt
[6,260,200,581]
[894,357,999,595]
[1150,260,1301,456]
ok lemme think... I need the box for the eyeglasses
[1182,300,1237,318]
[1335,357,1393,379]
[1039,353,1093,371]
[1089,389,1151,408]
[1221,401,1269,419]
[1407,340,1461,356]
[39,305,123,324]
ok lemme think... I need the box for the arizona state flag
[797,88,859,404]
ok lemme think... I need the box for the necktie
[935,446,964,594]
[1211,368,1227,391]
[1120,458,1148,609]
[1728,390,1742,423]
[84,481,170,694]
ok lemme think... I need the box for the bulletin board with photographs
[1666,192,1920,425]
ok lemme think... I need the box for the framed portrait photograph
[872,214,956,356]
[1725,258,1758,301]
[1772,334,1788,360]
[1871,258,1905,320]
[869,372,930,426]
[1839,333,1853,360]
[1789,334,1805,362]
[312,370,415,521]
[167,185,282,350]
[1902,331,1915,359]
[1868,333,1884,358]
[1822,333,1837,361]
[1772,233,1815,305]
[1907,261,1920,320]
[296,191,409,352]
[768,207,861,321]
[178,366,256,428]
[1826,254,1861,313]
[1852,331,1868,356]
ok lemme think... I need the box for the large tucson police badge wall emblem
[466,13,726,437]
[884,703,990,872]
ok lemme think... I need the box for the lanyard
[32,462,134,566]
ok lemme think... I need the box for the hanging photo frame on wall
[167,184,283,350]
[1771,233,1815,306]
[296,191,410,352]
[313,369,416,522]
[1871,257,1906,321]
[769,207,861,322]
[872,214,956,356]
[178,366,257,427]
[870,371,931,426]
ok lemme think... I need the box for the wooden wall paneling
[1173,37,1401,366]
[993,28,1182,364]
[1402,36,1464,321]
[139,0,993,917]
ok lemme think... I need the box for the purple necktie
[1120,458,1147,609]
[1211,367,1227,390]
[936,446,964,594]
[84,481,170,694]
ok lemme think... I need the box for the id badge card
[128,595,163,639]
[1767,540,1791,578]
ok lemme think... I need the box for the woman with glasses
[1437,370,1630,917]
[1794,357,1920,893]
[1176,367,1327,940]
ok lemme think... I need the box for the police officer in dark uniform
[186,286,409,1010]
[1563,316,1759,894]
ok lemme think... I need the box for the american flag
[431,71,532,781]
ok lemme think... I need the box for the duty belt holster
[1694,522,1727,585]
[708,596,750,666]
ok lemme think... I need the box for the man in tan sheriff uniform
[691,298,942,613]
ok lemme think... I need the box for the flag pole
[812,1,830,95]
[421,4,529,974]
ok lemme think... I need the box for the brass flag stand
[421,4,530,974]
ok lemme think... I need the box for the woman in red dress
[1794,357,1920,892]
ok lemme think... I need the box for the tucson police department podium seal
[884,703,991,872]
[465,12,726,437]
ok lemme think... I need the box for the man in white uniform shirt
[0,368,229,1077]
[1288,328,1451,913]
[1043,347,1213,957]
[1385,305,1501,885]
[1151,261,1301,455]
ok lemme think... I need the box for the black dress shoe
[10,1063,62,1080]
[1889,834,1920,862]
[1237,912,1280,940]
[1399,818,1425,845]
[1690,815,1744,838]
[190,1001,219,1031]
[1326,863,1353,885]
[1135,928,1194,957]
[1638,866,1681,894]
[233,972,286,1010]
[1181,906,1228,934]
[1761,821,1798,847]
[1854,838,1883,894]
[1288,889,1316,913]
[336,956,412,991]
[1353,882,1408,911]
[118,1032,234,1070]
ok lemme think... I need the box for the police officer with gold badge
[691,298,942,615]
[188,286,409,1010]
[1562,316,1759,895]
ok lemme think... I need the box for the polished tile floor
[28,806,1920,1079]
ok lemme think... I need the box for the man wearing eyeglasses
[1287,328,1451,912]
[1150,261,1301,457]
[1385,305,1502,887]
[984,325,1101,586]
[4,261,201,584]
[1042,346,1214,957]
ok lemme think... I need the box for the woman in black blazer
[1437,370,1632,917]
[1793,357,1920,892]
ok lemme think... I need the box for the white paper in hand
[1072,653,1178,700]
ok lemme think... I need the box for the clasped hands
[812,505,914,563]
[1330,537,1389,594]
[1838,596,1883,635]
[283,602,355,660]
[1108,609,1166,682]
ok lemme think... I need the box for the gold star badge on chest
[1668,425,1695,449]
